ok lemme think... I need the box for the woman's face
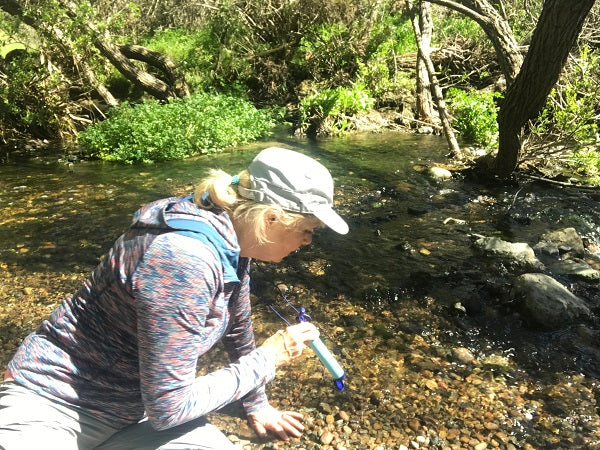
[245,213,319,263]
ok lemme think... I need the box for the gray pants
[0,382,237,450]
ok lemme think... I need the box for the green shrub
[533,46,599,145]
[446,87,500,148]
[293,22,358,84]
[140,28,218,91]
[78,93,278,163]
[530,46,600,181]
[434,14,486,44]
[0,52,64,140]
[298,84,374,135]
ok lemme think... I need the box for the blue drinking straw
[269,286,346,391]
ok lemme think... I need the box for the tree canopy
[1,0,599,181]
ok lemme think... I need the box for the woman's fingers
[261,322,320,366]
[248,408,306,441]
[287,321,319,344]
[280,411,305,436]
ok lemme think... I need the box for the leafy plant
[78,93,277,163]
[293,22,358,85]
[298,84,374,135]
[433,13,486,44]
[446,87,500,148]
[528,45,600,180]
[0,52,65,141]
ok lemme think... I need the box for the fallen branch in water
[518,172,600,190]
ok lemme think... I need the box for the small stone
[452,347,476,364]
[484,421,499,430]
[320,430,335,445]
[338,410,350,422]
[320,402,332,413]
[425,379,438,390]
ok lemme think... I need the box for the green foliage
[358,16,416,101]
[446,88,500,148]
[368,16,416,56]
[531,45,600,182]
[293,22,357,84]
[78,93,277,163]
[298,84,374,135]
[533,46,599,144]
[0,53,64,140]
[571,147,600,185]
[141,28,218,91]
[433,14,485,44]
[529,45,600,180]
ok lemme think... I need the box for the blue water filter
[308,337,346,390]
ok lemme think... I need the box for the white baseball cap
[237,147,349,235]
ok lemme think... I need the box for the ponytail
[193,169,249,210]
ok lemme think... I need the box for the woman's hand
[247,405,306,441]
[261,322,319,366]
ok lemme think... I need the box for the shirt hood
[130,196,241,282]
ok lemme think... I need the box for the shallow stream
[1,132,599,449]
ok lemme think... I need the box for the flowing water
[1,132,599,449]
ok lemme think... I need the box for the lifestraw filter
[308,337,346,391]
[269,287,347,391]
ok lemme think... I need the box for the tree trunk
[0,0,118,107]
[119,44,190,98]
[414,1,436,123]
[411,1,460,155]
[427,0,523,86]
[494,0,596,178]
[0,0,190,102]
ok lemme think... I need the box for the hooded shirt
[7,196,275,430]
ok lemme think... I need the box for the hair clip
[231,175,240,186]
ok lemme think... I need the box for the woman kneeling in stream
[0,147,348,449]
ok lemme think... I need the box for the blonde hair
[193,169,322,243]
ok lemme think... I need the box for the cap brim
[313,207,349,235]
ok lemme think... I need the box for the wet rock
[340,314,366,327]
[533,240,560,256]
[428,166,452,180]
[407,205,431,216]
[551,258,600,281]
[472,235,545,271]
[452,347,476,364]
[481,354,512,373]
[338,410,350,422]
[539,227,585,257]
[511,273,591,329]
[417,126,434,135]
[320,430,335,445]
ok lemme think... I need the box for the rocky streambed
[1,136,599,449]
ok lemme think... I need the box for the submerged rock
[511,273,591,329]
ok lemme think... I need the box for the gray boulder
[473,236,545,271]
[511,273,591,329]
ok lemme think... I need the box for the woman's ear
[265,209,279,225]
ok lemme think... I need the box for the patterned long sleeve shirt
[8,197,275,430]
